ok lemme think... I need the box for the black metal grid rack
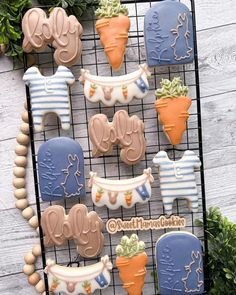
[23,0,209,294]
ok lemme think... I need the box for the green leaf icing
[95,0,128,18]
[155,77,188,99]
[116,234,145,258]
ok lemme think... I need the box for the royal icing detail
[23,66,75,132]
[156,231,204,294]
[144,1,194,67]
[88,110,146,165]
[153,150,201,215]
[79,64,150,106]
[45,256,112,294]
[37,137,85,201]
[41,204,104,258]
[88,168,154,209]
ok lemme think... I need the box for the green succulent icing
[116,234,145,258]
[155,77,188,99]
[95,0,128,18]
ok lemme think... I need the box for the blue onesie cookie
[38,137,85,201]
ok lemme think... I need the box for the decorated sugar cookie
[45,256,112,294]
[144,0,194,67]
[116,234,147,295]
[156,231,204,294]
[79,64,150,106]
[41,204,104,258]
[155,77,191,145]
[23,66,75,132]
[38,137,85,201]
[95,0,130,70]
[88,168,154,209]
[153,150,201,215]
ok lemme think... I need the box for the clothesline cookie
[153,150,201,214]
[79,64,151,106]
[23,66,74,132]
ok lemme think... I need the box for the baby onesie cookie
[45,256,112,294]
[22,7,83,66]
[79,64,151,106]
[116,234,147,295]
[41,204,104,258]
[88,110,146,165]
[88,168,154,209]
[144,0,194,67]
[155,77,191,145]
[153,150,201,215]
[95,0,130,70]
[156,231,204,294]
[37,137,85,201]
[23,66,75,132]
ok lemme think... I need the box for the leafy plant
[155,77,189,99]
[0,0,31,59]
[196,207,236,294]
[116,234,145,258]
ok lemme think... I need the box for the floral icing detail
[116,234,145,258]
[155,77,188,99]
[95,0,128,18]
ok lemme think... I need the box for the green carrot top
[155,77,188,99]
[95,0,128,18]
[116,234,145,258]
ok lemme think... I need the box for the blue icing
[156,232,204,294]
[144,0,194,67]
[136,185,150,200]
[95,273,108,288]
[134,77,149,93]
[38,137,85,201]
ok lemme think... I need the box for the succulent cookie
[144,0,194,67]
[45,256,112,294]
[79,64,150,106]
[153,150,201,215]
[116,234,147,295]
[95,0,130,70]
[41,204,104,258]
[37,137,85,201]
[23,66,75,132]
[156,231,204,294]
[155,77,191,145]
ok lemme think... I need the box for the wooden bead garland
[14,102,45,294]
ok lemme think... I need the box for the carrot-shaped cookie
[155,77,191,145]
[116,234,147,295]
[95,0,130,70]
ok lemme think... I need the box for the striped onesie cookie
[23,66,75,131]
[153,150,201,214]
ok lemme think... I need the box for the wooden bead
[14,188,27,199]
[20,122,30,135]
[23,264,35,275]
[29,216,38,229]
[17,134,30,146]
[13,167,26,178]
[15,156,27,167]
[32,245,41,257]
[24,252,36,265]
[13,178,25,188]
[21,111,29,123]
[15,199,29,210]
[22,207,34,220]
[15,145,28,156]
[35,280,45,293]
[28,272,40,286]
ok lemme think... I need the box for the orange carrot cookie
[155,77,191,145]
[116,234,147,295]
[95,0,130,70]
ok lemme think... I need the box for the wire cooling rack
[23,0,209,294]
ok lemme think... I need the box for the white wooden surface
[0,1,236,294]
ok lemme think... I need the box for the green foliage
[116,234,145,258]
[95,0,128,18]
[196,207,236,294]
[0,0,31,59]
[155,77,188,99]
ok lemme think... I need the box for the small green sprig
[116,234,145,258]
[95,0,128,18]
[155,77,188,99]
